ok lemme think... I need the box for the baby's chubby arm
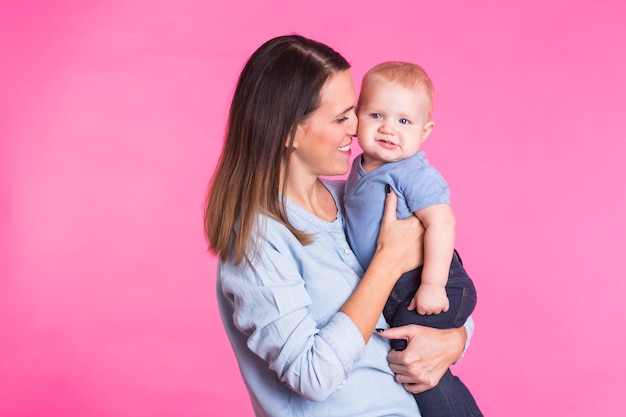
[408,203,456,315]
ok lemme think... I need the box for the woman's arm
[341,189,423,342]
[220,189,424,401]
[376,319,472,394]
[220,239,367,402]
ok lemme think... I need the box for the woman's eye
[337,116,349,123]
[399,118,410,125]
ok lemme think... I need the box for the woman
[205,34,473,417]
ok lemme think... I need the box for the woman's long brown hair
[204,35,350,265]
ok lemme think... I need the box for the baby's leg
[388,252,483,417]
[388,252,477,350]
[415,369,484,417]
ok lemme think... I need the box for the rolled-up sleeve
[220,230,366,402]
[458,315,474,362]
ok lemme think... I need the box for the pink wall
[2,1,625,416]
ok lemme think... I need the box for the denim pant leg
[383,251,483,417]
[415,369,484,417]
[384,252,477,342]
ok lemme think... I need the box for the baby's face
[356,79,433,171]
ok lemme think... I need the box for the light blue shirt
[345,152,450,269]
[216,180,473,417]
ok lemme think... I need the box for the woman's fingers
[376,187,423,272]
[377,325,465,394]
[380,185,399,226]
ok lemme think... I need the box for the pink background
[2,1,625,416]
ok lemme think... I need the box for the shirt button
[344,249,352,255]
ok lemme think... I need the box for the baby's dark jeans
[383,250,483,417]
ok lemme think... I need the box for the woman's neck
[283,176,337,222]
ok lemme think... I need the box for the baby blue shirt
[344,151,450,270]
[216,180,472,417]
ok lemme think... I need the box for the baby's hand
[408,284,450,315]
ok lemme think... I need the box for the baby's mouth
[377,138,397,147]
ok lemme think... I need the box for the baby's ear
[421,120,435,142]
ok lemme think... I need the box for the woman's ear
[421,120,435,142]
[290,120,309,151]
[286,127,299,151]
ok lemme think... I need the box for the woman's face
[289,70,357,179]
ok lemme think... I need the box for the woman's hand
[375,189,425,276]
[377,324,466,394]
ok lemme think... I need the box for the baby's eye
[399,118,410,125]
[370,113,381,119]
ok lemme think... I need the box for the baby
[344,61,483,417]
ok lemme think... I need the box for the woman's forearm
[341,253,404,342]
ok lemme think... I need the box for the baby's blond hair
[360,61,434,116]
